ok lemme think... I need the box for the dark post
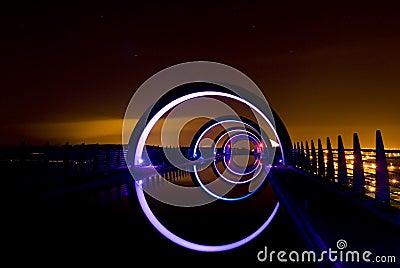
[293,143,299,167]
[326,137,335,182]
[337,135,348,187]
[317,138,325,178]
[296,142,300,167]
[353,133,365,194]
[300,141,305,170]
[375,130,390,204]
[311,140,317,174]
[305,141,311,172]
[293,142,297,166]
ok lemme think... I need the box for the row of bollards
[293,130,391,205]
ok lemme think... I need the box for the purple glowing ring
[136,181,279,252]
[213,158,263,185]
[135,91,284,166]
[193,119,270,159]
[132,90,282,250]
[213,129,261,155]
[193,164,263,201]
[214,129,262,181]
[222,133,261,176]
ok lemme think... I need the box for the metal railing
[292,130,400,209]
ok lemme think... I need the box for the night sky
[2,2,400,148]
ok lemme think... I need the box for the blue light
[222,133,260,176]
[131,90,286,176]
[193,165,262,201]
[129,89,282,251]
[213,158,263,185]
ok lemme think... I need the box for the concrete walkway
[269,166,400,268]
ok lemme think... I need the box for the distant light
[130,88,283,251]
[139,180,143,185]
[392,179,398,184]
[279,159,283,163]
[138,158,144,164]
[134,91,285,166]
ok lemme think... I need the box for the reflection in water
[141,164,277,245]
[223,154,260,177]
[84,156,269,208]
[138,155,270,201]
[48,161,277,247]
[141,168,193,188]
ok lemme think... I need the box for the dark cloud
[1,2,400,147]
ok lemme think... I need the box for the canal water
[5,164,309,266]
